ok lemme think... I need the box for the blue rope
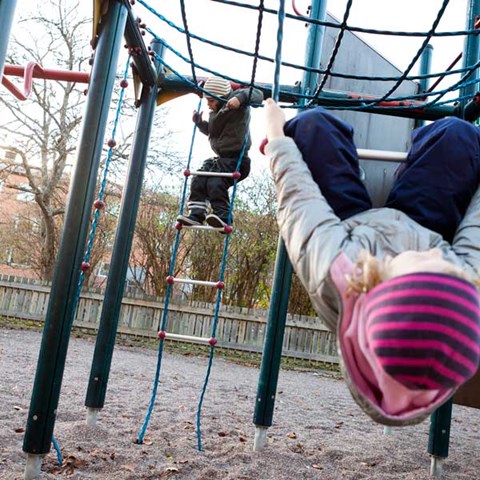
[147,30,263,105]
[147,26,478,109]
[210,0,478,39]
[137,97,202,444]
[137,0,472,85]
[179,0,198,87]
[358,0,451,107]
[137,0,480,115]
[77,56,130,290]
[150,25,480,113]
[48,55,130,460]
[51,436,63,465]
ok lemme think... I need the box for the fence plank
[0,279,339,364]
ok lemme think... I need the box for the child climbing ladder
[177,75,264,231]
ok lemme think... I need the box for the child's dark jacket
[194,88,264,157]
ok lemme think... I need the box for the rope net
[133,0,479,117]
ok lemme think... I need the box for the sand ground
[1,328,479,479]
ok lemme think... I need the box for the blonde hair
[346,250,480,295]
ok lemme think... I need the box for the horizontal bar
[171,278,219,287]
[3,64,90,83]
[178,224,225,232]
[189,170,235,178]
[160,75,462,120]
[160,332,213,345]
[357,148,407,162]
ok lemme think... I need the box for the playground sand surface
[1,329,480,480]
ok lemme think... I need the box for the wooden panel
[0,280,340,364]
[454,368,480,408]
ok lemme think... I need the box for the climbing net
[133,0,480,118]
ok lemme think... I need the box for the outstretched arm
[229,86,264,109]
[265,99,348,293]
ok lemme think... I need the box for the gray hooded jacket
[266,136,480,331]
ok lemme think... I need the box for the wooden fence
[0,275,339,364]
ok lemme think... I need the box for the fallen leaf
[165,467,179,473]
[312,464,323,470]
[286,432,297,439]
[14,428,24,433]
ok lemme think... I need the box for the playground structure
[1,0,480,479]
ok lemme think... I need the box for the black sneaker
[206,214,229,230]
[177,213,205,226]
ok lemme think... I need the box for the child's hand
[265,98,285,141]
[192,110,203,123]
[226,97,241,110]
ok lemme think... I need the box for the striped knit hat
[203,76,232,99]
[365,273,480,391]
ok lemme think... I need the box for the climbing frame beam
[22,2,129,477]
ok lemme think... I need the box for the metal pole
[415,44,433,128]
[302,0,327,97]
[428,400,453,477]
[85,40,163,423]
[253,0,327,451]
[460,0,480,115]
[23,2,128,478]
[0,0,17,78]
[426,2,480,476]
[253,238,293,449]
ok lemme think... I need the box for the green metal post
[84,40,162,419]
[253,238,293,425]
[427,2,480,475]
[301,0,327,97]
[428,399,453,475]
[415,44,433,128]
[0,0,17,78]
[253,0,327,449]
[23,0,128,457]
[460,0,480,114]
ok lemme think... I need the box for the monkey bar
[2,62,90,100]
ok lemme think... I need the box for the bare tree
[0,0,90,279]
[131,189,191,297]
[221,177,278,307]
[0,0,182,281]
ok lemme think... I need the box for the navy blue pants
[189,156,251,219]
[284,108,480,243]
